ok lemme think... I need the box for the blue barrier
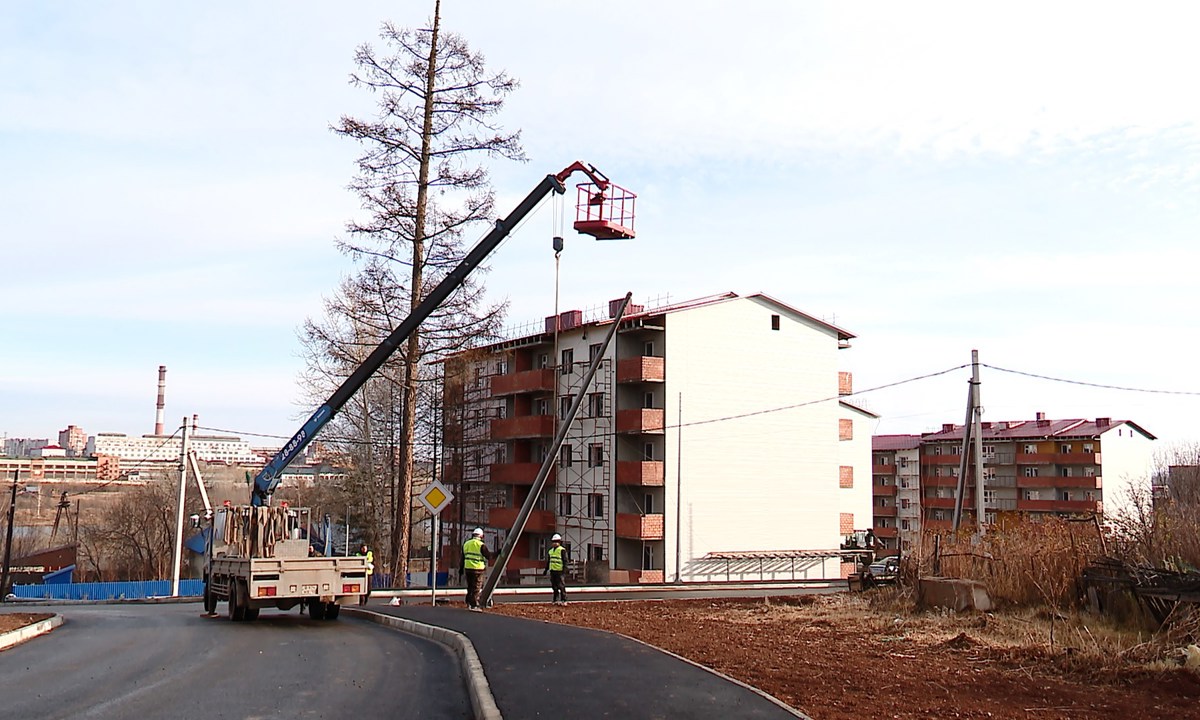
[11,579,205,601]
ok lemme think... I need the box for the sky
[3,1,1198,450]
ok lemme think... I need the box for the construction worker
[544,533,570,605]
[461,528,493,612]
[357,543,374,605]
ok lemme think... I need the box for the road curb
[0,614,64,652]
[343,607,501,720]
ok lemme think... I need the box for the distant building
[872,415,1155,538]
[58,425,89,457]
[3,437,50,458]
[871,434,921,557]
[441,292,869,584]
[91,432,261,470]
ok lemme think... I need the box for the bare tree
[310,1,522,580]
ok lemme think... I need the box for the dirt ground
[492,593,1200,720]
[0,612,53,635]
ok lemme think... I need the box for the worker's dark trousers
[360,575,371,605]
[465,569,485,608]
[550,570,566,602]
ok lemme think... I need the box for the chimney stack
[1035,411,1045,421]
[192,414,198,435]
[154,365,167,436]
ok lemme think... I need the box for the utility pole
[1,470,18,601]
[971,350,985,534]
[171,418,190,597]
[951,350,985,533]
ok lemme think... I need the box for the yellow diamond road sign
[419,480,454,515]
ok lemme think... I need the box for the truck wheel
[244,606,260,621]
[228,582,247,621]
[323,603,340,621]
[309,599,326,620]
[203,577,217,614]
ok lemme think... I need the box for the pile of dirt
[493,595,1200,720]
[0,612,52,635]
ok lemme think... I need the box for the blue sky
[3,1,1198,448]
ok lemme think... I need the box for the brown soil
[492,593,1200,720]
[0,612,53,635]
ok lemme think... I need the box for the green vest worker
[545,533,570,605]
[461,528,493,611]
[357,544,374,605]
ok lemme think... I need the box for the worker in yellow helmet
[544,533,570,605]
[461,528,493,612]
[357,543,374,605]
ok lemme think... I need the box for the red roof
[922,418,1156,441]
[873,434,921,451]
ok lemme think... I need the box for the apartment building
[871,434,921,557]
[90,432,261,470]
[441,292,870,584]
[58,425,89,457]
[918,414,1154,529]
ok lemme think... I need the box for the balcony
[615,513,664,540]
[1015,499,1101,514]
[873,506,897,518]
[616,461,665,486]
[872,483,898,497]
[921,476,960,487]
[490,415,554,441]
[872,526,898,538]
[1016,475,1101,490]
[616,408,665,434]
[921,455,961,465]
[616,356,665,384]
[488,506,556,533]
[923,497,961,509]
[872,463,897,475]
[1015,452,1100,466]
[489,463,554,486]
[491,369,555,396]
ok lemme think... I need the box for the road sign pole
[431,511,439,606]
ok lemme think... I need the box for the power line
[75,427,183,496]
[981,363,1200,396]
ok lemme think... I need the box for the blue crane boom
[249,162,615,506]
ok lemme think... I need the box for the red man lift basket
[555,162,636,240]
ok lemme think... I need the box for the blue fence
[12,579,205,601]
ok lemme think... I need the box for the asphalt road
[0,602,469,720]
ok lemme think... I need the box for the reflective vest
[548,545,565,572]
[364,550,374,574]
[463,538,486,570]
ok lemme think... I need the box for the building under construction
[440,291,874,585]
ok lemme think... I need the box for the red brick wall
[839,466,854,488]
[839,418,853,440]
[838,371,853,395]
[840,512,854,534]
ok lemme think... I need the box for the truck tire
[203,576,217,614]
[323,603,340,621]
[244,606,260,621]
[228,581,247,622]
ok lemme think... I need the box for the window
[559,444,573,468]
[589,544,605,562]
[643,442,655,461]
[589,343,602,361]
[983,467,996,480]
[533,443,548,463]
[538,353,549,369]
[643,392,655,409]
[1061,467,1072,477]
[644,492,655,514]
[1024,490,1040,500]
[1023,444,1037,454]
[1084,467,1096,477]
[643,341,655,356]
[495,406,507,418]
[985,511,997,525]
[535,397,550,416]
[932,446,942,456]
[933,510,946,521]
[1083,443,1094,453]
[983,489,997,505]
[1061,490,1070,502]
[587,393,605,418]
[642,545,654,570]
[1085,491,1095,501]
[1060,443,1072,453]
[560,396,572,419]
[588,493,604,518]
[949,467,959,477]
[496,360,507,375]
[900,519,910,530]
[561,348,574,375]
[933,467,941,477]
[982,445,996,458]
[900,498,910,509]
[1023,467,1039,478]
[558,492,573,516]
[588,443,605,468]
[771,314,780,330]
[899,457,908,468]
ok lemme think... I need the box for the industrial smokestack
[154,365,167,436]
[192,414,198,435]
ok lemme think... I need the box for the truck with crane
[202,162,635,620]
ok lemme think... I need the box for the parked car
[867,556,900,582]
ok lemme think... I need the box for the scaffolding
[556,356,614,582]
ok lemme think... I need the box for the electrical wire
[74,427,183,496]
[980,363,1200,396]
